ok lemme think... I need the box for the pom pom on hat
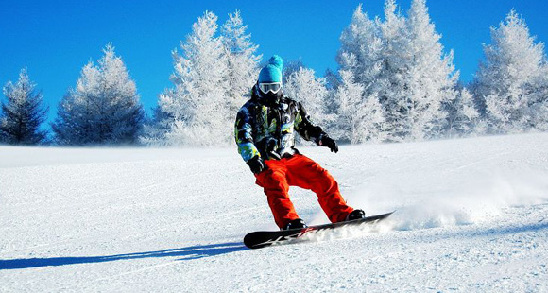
[258,55,284,83]
[268,55,283,72]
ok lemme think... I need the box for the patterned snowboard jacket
[234,90,327,163]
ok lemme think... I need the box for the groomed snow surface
[1,133,548,292]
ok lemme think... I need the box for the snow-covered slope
[1,133,547,292]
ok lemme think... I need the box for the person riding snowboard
[234,55,365,230]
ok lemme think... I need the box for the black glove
[319,135,338,153]
[247,155,266,174]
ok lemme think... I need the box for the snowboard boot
[283,218,307,230]
[346,209,366,221]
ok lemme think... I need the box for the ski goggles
[258,82,282,95]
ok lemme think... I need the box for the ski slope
[1,133,547,292]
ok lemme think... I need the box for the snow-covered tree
[332,70,385,144]
[154,11,231,146]
[323,68,341,118]
[402,0,458,139]
[336,4,383,87]
[284,67,331,129]
[139,105,173,146]
[444,87,480,137]
[221,10,261,114]
[376,0,413,141]
[0,110,4,143]
[378,0,458,141]
[529,69,548,131]
[283,59,306,84]
[0,69,48,145]
[334,4,387,143]
[334,0,459,142]
[471,10,547,133]
[52,45,144,145]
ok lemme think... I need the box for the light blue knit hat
[258,55,284,83]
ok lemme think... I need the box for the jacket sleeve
[234,105,261,162]
[294,102,327,144]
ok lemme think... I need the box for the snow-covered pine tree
[530,65,548,131]
[336,0,459,142]
[221,10,261,114]
[471,10,546,133]
[377,0,459,141]
[282,59,305,85]
[332,70,385,144]
[334,4,386,143]
[336,4,383,87]
[443,87,480,137]
[323,68,341,117]
[157,11,230,146]
[402,0,458,139]
[284,67,331,131]
[376,0,410,142]
[52,45,144,145]
[139,105,173,145]
[0,109,4,143]
[0,69,48,145]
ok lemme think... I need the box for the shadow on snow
[0,241,247,270]
[4,222,546,271]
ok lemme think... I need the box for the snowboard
[244,211,394,249]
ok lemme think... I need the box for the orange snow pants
[254,154,354,229]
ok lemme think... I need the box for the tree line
[1,0,547,146]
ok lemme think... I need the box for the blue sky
[1,0,547,124]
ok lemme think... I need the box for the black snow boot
[346,209,366,221]
[283,218,307,230]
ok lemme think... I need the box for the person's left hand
[319,135,338,153]
[247,155,266,174]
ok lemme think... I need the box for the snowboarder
[234,55,365,230]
